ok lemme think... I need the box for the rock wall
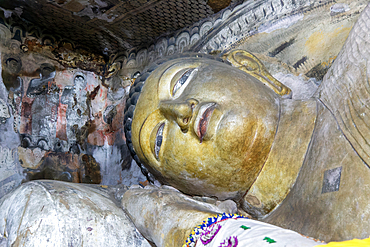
[0,20,146,199]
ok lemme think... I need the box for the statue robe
[263,3,370,242]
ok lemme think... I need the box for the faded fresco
[0,28,146,199]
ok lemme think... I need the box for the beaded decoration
[183,213,248,247]
[200,223,222,244]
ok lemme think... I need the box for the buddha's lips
[195,103,216,143]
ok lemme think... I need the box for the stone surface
[216,200,238,215]
[0,37,147,198]
[262,4,370,240]
[0,180,151,247]
[122,185,222,247]
[202,0,367,84]
[0,51,23,199]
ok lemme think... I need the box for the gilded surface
[242,99,317,218]
[132,56,279,200]
[264,104,370,241]
[129,2,370,241]
[223,50,292,97]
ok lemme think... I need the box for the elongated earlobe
[222,50,292,98]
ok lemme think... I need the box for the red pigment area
[198,105,215,143]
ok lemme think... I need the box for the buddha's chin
[162,172,246,201]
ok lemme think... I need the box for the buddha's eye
[172,68,197,96]
[154,123,165,159]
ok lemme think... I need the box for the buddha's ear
[222,50,292,98]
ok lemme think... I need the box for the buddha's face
[132,57,280,200]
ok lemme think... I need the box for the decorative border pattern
[183,213,248,247]
[120,0,337,76]
[0,0,340,77]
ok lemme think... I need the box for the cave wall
[0,0,368,199]
[0,27,146,199]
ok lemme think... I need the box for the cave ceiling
[0,0,242,58]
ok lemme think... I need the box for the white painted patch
[259,14,304,34]
[121,159,148,187]
[13,7,23,17]
[330,3,350,13]
[0,146,23,199]
[0,146,16,170]
[0,99,10,123]
[94,0,108,7]
[0,7,23,18]
[92,144,147,186]
[273,72,318,100]
[0,52,8,101]
[92,144,122,185]
[0,8,13,18]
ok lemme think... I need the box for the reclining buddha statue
[124,0,370,243]
[2,2,370,247]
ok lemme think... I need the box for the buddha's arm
[121,186,224,247]
[316,3,370,167]
[122,186,332,247]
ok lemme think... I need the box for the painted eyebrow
[138,114,151,165]
[172,68,196,96]
[156,59,198,96]
[157,61,183,95]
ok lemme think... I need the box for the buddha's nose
[159,98,198,131]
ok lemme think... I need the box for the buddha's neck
[241,98,317,219]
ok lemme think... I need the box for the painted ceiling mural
[0,0,239,57]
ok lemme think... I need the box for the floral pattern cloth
[183,213,325,247]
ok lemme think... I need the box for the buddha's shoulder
[265,103,370,241]
[307,102,366,170]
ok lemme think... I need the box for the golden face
[132,57,280,200]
